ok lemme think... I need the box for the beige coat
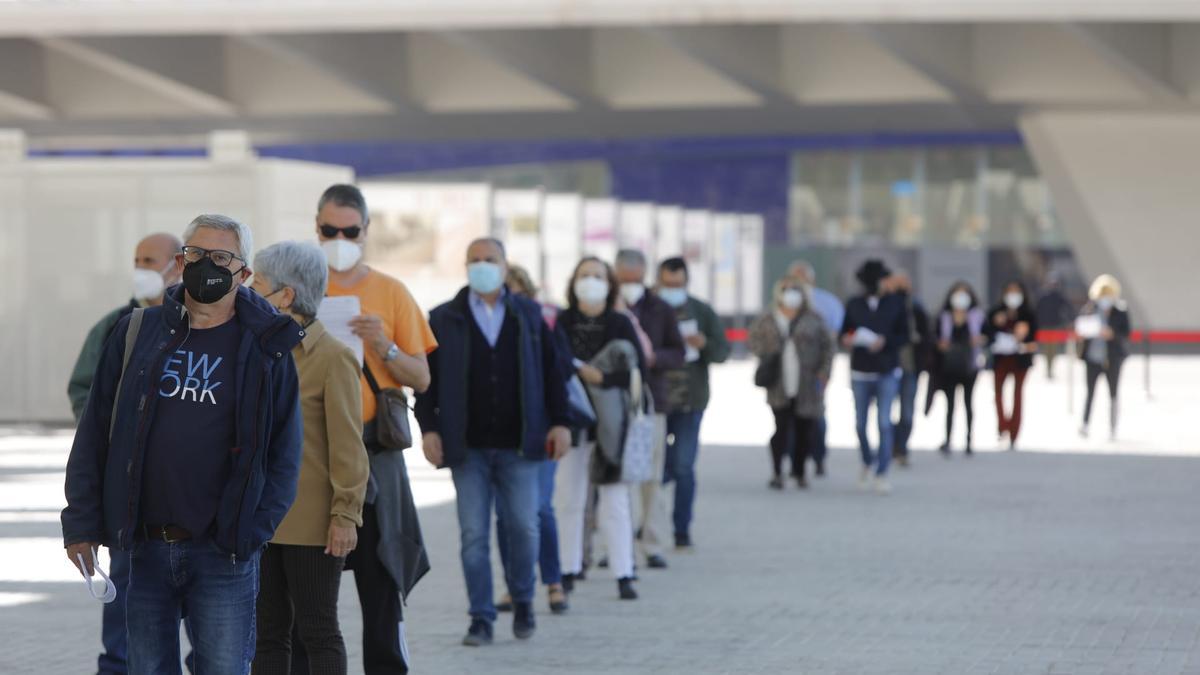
[748,309,834,419]
[271,320,370,546]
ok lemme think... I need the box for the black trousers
[1083,360,1123,428]
[944,373,978,445]
[254,544,347,675]
[770,405,816,480]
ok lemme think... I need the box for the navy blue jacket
[62,285,304,561]
[415,287,569,468]
[839,294,911,374]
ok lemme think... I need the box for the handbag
[620,373,658,484]
[565,374,597,428]
[754,352,782,388]
[363,364,413,451]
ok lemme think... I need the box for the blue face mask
[468,262,504,295]
[658,287,688,308]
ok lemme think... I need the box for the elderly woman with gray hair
[748,278,834,490]
[249,241,370,675]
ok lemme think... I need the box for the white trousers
[555,442,636,579]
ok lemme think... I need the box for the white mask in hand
[76,548,117,604]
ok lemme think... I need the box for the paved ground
[3,356,1199,674]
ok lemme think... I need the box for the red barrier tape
[723,328,1200,344]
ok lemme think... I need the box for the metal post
[1143,329,1152,400]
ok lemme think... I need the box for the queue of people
[750,258,1129,493]
[61,182,734,672]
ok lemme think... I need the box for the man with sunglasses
[314,184,437,674]
[62,214,304,674]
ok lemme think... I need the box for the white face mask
[322,239,363,273]
[950,291,972,311]
[574,277,610,306]
[658,287,688,308]
[619,283,645,307]
[1004,292,1024,310]
[76,549,117,604]
[131,263,172,302]
[780,289,804,310]
[1096,297,1114,311]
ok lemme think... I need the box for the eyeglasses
[320,224,362,240]
[181,246,245,269]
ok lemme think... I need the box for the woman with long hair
[554,257,647,600]
[984,280,1039,450]
[935,281,986,455]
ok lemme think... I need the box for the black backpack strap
[109,307,145,442]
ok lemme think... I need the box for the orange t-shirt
[327,268,438,422]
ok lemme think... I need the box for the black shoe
[646,554,668,569]
[561,573,575,594]
[496,594,513,613]
[939,441,951,456]
[815,462,826,477]
[548,585,570,614]
[795,476,809,489]
[768,476,784,490]
[462,618,493,647]
[597,557,609,569]
[965,444,974,456]
[576,567,588,581]
[618,577,638,600]
[513,602,536,639]
[674,533,692,551]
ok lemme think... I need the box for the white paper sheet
[678,319,700,362]
[852,327,880,348]
[991,332,1021,355]
[1075,314,1103,339]
[318,295,364,365]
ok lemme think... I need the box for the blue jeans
[98,549,130,674]
[126,539,260,675]
[894,370,919,458]
[665,409,705,538]
[450,448,541,622]
[496,459,562,587]
[851,373,900,476]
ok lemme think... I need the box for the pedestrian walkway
[3,357,1199,674]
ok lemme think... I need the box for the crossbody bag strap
[362,362,382,395]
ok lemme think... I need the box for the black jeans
[769,405,817,480]
[1083,360,1123,429]
[254,544,347,675]
[944,373,978,445]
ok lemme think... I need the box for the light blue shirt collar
[468,288,508,348]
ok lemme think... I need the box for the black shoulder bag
[363,364,413,451]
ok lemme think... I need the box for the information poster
[541,193,583,306]
[739,214,765,314]
[582,198,619,264]
[492,189,542,287]
[654,205,684,265]
[682,209,712,302]
[618,202,655,271]
[711,213,740,316]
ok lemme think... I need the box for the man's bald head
[136,233,183,282]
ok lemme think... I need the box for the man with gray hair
[65,231,182,675]
[62,214,305,673]
[614,248,685,570]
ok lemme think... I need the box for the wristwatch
[383,343,401,362]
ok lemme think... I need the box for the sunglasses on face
[320,224,362,240]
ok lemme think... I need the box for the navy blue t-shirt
[140,317,241,539]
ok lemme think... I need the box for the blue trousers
[450,448,541,622]
[851,373,900,476]
[665,409,705,538]
[496,459,563,588]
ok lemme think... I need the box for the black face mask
[183,258,235,304]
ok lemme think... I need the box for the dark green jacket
[67,301,136,422]
[665,296,731,413]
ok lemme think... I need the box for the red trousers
[993,358,1029,441]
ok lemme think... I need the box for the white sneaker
[1079,425,1089,439]
[873,476,892,495]
[858,465,872,489]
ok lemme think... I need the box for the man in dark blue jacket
[62,215,303,675]
[415,238,571,648]
[839,259,909,494]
